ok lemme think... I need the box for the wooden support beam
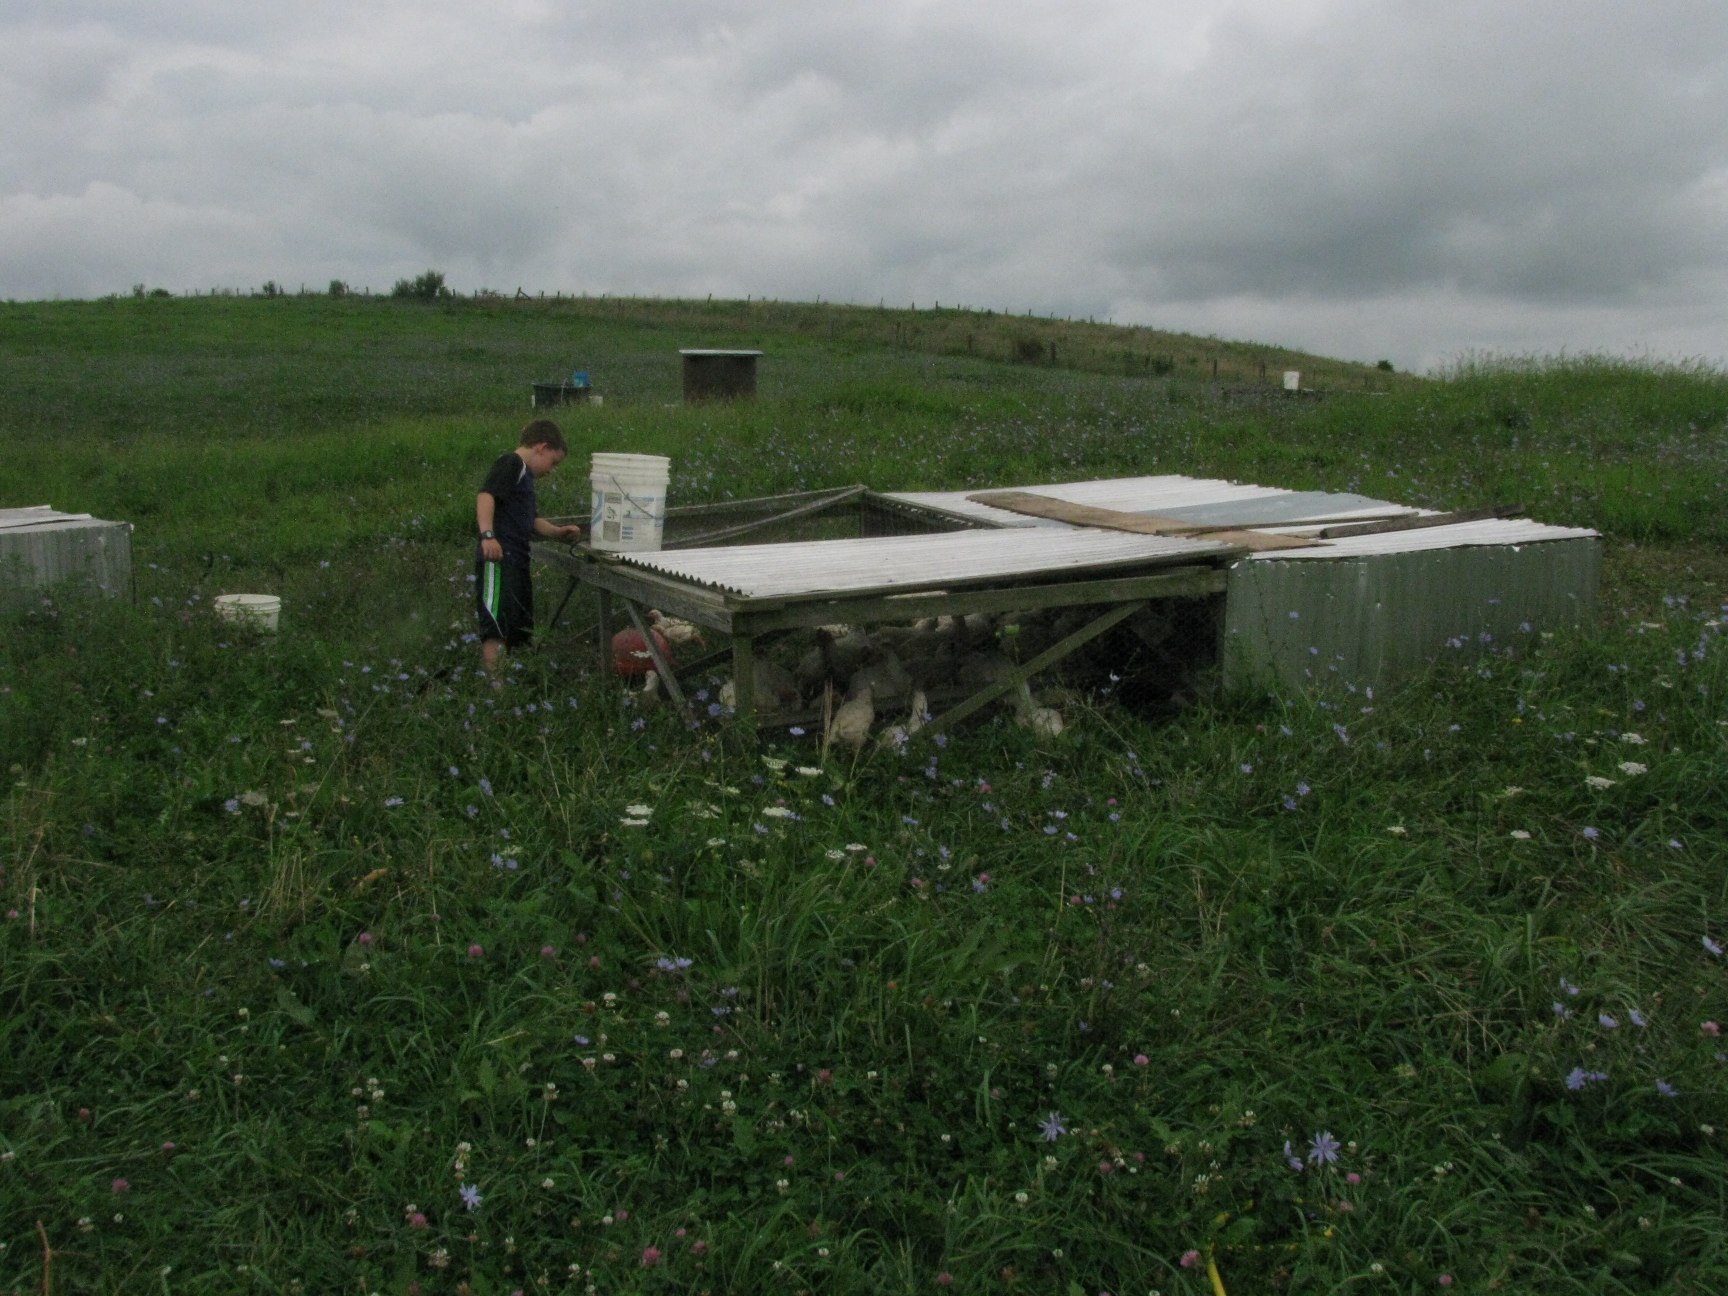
[733,565,1227,633]
[623,599,691,718]
[595,589,614,678]
[731,633,757,740]
[920,600,1148,739]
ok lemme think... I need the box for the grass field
[2,294,1727,1294]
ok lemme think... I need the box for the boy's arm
[534,515,583,541]
[477,492,502,560]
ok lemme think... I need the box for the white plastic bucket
[214,593,281,632]
[590,453,670,552]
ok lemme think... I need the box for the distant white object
[1283,370,1301,392]
[214,593,281,632]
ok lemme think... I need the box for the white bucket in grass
[589,453,670,552]
[214,593,281,632]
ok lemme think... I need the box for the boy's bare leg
[481,638,505,672]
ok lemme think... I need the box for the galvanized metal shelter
[884,475,1599,691]
[0,505,133,602]
[535,472,1598,733]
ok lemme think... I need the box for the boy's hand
[558,524,583,541]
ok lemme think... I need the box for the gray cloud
[3,0,1724,371]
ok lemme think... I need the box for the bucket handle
[598,472,666,518]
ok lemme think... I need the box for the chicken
[875,688,931,751]
[719,659,801,715]
[647,609,706,650]
[824,685,875,757]
[848,651,912,708]
[1011,679,1066,737]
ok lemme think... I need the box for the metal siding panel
[1223,538,1600,692]
[0,518,132,599]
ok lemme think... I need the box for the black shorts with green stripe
[476,558,534,648]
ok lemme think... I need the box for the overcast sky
[3,1,1724,372]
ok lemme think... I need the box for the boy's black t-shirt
[480,451,536,564]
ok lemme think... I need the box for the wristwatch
[480,529,496,541]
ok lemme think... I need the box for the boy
[476,419,583,670]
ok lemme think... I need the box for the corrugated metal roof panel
[881,476,1597,558]
[612,528,1234,599]
[0,505,98,531]
[1250,518,1600,558]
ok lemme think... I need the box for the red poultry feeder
[611,626,672,677]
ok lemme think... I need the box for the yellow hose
[1206,1249,1228,1296]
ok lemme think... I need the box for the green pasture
[2,295,1726,1294]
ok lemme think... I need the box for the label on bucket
[590,456,668,552]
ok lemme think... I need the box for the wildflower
[1704,936,1724,957]
[467,944,485,959]
[1180,1250,1201,1268]
[1565,1067,1587,1091]
[410,1212,428,1229]
[1599,1013,1619,1030]
[1657,1080,1679,1099]
[625,803,653,817]
[1510,829,1532,840]
[1581,826,1600,840]
[1585,775,1616,790]
[641,1247,662,1267]
[1307,1131,1341,1166]
[112,1178,130,1194]
[1283,1140,1305,1171]
[1552,1001,1570,1020]
[1702,1021,1721,1038]
[1628,1008,1647,1027]
[1039,1112,1068,1142]
[459,1183,483,1211]
[384,796,405,808]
